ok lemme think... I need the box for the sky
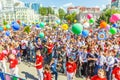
[20,0,111,9]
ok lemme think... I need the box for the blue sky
[20,0,111,9]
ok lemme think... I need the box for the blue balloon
[112,23,118,28]
[82,30,89,37]
[12,23,20,30]
[36,24,40,28]
[11,21,16,24]
[0,26,3,31]
[56,20,61,24]
[6,31,10,36]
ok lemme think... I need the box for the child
[91,69,107,80]
[9,54,19,76]
[0,51,6,72]
[66,57,77,80]
[112,62,120,80]
[35,50,43,80]
[50,58,58,80]
[43,65,52,80]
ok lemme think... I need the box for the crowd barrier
[0,71,25,80]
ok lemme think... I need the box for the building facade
[67,6,101,22]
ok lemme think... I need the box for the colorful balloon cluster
[87,14,95,24]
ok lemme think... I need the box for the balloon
[105,25,110,30]
[40,22,45,28]
[3,26,7,31]
[109,27,117,34]
[62,24,68,30]
[6,31,10,36]
[89,29,93,33]
[12,23,20,31]
[0,26,3,31]
[74,20,77,23]
[2,50,8,54]
[110,17,116,23]
[6,24,11,29]
[39,32,44,38]
[17,20,21,24]
[110,14,120,22]
[112,23,118,28]
[87,14,93,19]
[82,30,89,37]
[11,21,16,24]
[12,50,17,55]
[72,23,83,34]
[100,21,107,28]
[36,24,40,28]
[56,20,61,24]
[89,18,95,24]
[83,22,90,28]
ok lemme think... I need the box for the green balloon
[6,24,11,29]
[109,27,117,34]
[72,23,83,34]
[89,18,95,24]
[12,76,17,80]
[40,22,45,28]
[39,32,44,38]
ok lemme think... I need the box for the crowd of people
[0,23,120,80]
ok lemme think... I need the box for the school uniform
[35,55,43,80]
[95,55,106,75]
[66,62,77,80]
[106,56,115,80]
[87,53,98,77]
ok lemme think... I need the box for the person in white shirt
[106,51,115,80]
[95,51,106,75]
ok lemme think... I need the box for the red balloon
[89,29,93,33]
[17,20,21,24]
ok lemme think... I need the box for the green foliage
[58,8,66,20]
[96,9,120,26]
[39,7,55,16]
[65,12,77,24]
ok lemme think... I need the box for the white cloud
[63,2,74,7]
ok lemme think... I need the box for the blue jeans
[30,49,36,62]
[106,67,113,80]
[94,65,103,75]
[52,71,58,80]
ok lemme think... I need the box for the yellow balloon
[62,24,68,30]
[74,20,77,23]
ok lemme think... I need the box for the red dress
[43,71,52,80]
[91,75,107,80]
[112,67,120,80]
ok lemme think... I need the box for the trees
[65,12,77,24]
[96,8,120,26]
[39,7,55,16]
[58,8,66,20]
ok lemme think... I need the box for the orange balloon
[100,21,107,28]
[3,26,7,31]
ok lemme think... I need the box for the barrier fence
[0,72,25,80]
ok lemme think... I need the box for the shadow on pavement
[21,71,38,80]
